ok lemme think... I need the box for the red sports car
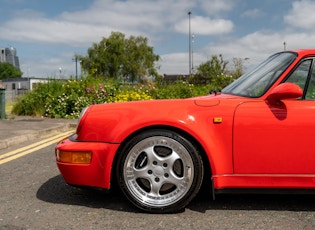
[56,49,315,213]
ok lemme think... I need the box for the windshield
[222,52,297,97]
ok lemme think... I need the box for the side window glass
[306,65,315,99]
[285,60,312,91]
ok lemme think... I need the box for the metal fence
[4,89,28,103]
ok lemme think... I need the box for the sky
[1,0,315,79]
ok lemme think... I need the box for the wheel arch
[110,125,212,190]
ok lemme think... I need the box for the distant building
[1,77,48,102]
[2,77,48,91]
[0,47,20,69]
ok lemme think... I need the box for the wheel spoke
[165,151,181,167]
[143,146,161,162]
[133,167,149,179]
[150,181,162,196]
[165,171,184,186]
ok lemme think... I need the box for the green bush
[44,78,119,118]
[151,81,211,99]
[12,78,217,119]
[12,80,63,116]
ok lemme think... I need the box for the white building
[1,77,48,102]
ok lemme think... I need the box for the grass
[5,102,16,118]
[6,102,15,114]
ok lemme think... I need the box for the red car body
[56,50,315,213]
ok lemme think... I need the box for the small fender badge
[213,117,222,123]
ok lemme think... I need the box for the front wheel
[116,129,204,213]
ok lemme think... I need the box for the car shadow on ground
[36,175,315,214]
[36,175,139,213]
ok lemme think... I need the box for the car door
[233,58,315,174]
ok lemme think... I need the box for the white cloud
[199,30,315,73]
[284,0,315,29]
[174,16,234,35]
[5,0,315,78]
[200,0,235,15]
[0,0,237,47]
[158,52,205,75]
[2,18,111,46]
[159,53,189,75]
[242,8,264,18]
[0,0,198,47]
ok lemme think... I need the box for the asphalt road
[1,138,315,229]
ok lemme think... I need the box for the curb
[0,123,76,150]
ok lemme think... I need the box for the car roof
[292,49,315,56]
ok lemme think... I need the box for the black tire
[116,129,204,213]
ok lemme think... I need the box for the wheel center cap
[153,166,164,176]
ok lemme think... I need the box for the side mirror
[266,82,303,105]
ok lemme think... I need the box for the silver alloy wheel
[123,136,194,208]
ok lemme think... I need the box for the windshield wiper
[209,89,221,95]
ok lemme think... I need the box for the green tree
[0,62,23,79]
[79,31,160,81]
[196,54,228,81]
[229,57,244,79]
[193,54,233,88]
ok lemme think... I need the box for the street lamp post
[188,11,192,76]
[59,67,62,79]
[192,33,194,73]
[73,56,78,80]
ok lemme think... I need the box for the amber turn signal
[56,150,92,164]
